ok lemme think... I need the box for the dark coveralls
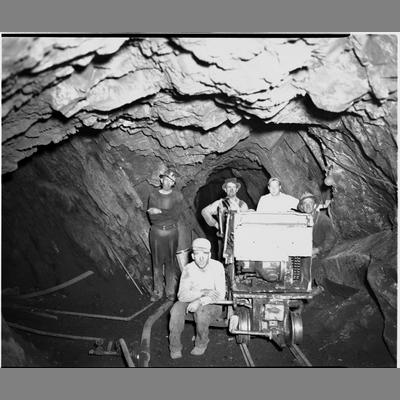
[311,211,337,285]
[148,189,183,299]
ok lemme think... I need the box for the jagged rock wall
[3,36,396,229]
[2,35,397,360]
[320,230,397,356]
[1,317,28,366]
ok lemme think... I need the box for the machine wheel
[284,310,303,346]
[235,307,251,345]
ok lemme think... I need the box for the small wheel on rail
[235,307,251,345]
[284,310,303,346]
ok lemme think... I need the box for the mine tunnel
[1,35,397,367]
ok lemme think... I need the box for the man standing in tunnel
[201,177,248,260]
[297,191,337,292]
[169,238,226,359]
[147,168,184,302]
[256,177,299,213]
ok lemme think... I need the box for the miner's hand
[186,299,201,313]
[201,289,219,302]
[312,247,321,257]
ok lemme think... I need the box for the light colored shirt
[177,258,226,305]
[256,193,298,213]
[201,197,248,227]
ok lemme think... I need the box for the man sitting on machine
[169,238,226,359]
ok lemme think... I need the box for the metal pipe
[7,321,103,342]
[212,300,233,305]
[233,293,312,300]
[119,338,135,367]
[139,300,173,367]
[3,304,58,320]
[30,311,58,320]
[230,328,272,337]
[4,302,154,322]
[14,271,94,299]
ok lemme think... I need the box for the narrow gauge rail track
[288,343,312,367]
[239,342,312,367]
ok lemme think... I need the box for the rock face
[1,317,37,367]
[1,317,28,366]
[2,35,397,364]
[366,232,397,357]
[319,230,397,357]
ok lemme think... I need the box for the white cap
[192,238,211,252]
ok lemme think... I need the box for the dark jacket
[312,211,336,257]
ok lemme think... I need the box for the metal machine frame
[221,210,314,347]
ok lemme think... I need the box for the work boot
[170,350,182,359]
[150,291,162,302]
[190,346,207,356]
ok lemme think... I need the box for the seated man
[297,191,337,292]
[256,177,298,213]
[201,177,248,260]
[169,238,226,359]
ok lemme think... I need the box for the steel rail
[239,343,255,367]
[237,340,311,367]
[288,344,312,367]
[119,338,135,367]
[239,343,251,367]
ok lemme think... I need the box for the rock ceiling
[2,36,396,172]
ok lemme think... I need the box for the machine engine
[222,211,314,347]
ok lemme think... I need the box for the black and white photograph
[1,34,397,368]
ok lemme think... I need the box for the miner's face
[193,250,210,269]
[224,183,239,198]
[161,176,174,190]
[301,198,316,214]
[268,180,281,196]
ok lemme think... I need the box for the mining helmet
[298,191,318,210]
[222,177,241,191]
[160,168,177,183]
[192,238,211,253]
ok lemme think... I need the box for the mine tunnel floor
[2,269,395,368]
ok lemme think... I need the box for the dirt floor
[2,269,396,368]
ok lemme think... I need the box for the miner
[201,177,248,260]
[297,191,337,292]
[147,168,184,302]
[169,238,226,359]
[256,177,299,213]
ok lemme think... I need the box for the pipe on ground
[139,300,173,367]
